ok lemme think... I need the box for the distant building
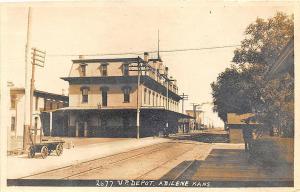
[46,53,191,138]
[226,113,260,143]
[185,110,203,131]
[9,87,68,150]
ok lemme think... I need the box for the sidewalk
[7,137,170,179]
[192,143,293,182]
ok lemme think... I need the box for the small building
[48,53,192,138]
[9,87,68,150]
[226,113,260,143]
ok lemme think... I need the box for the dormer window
[80,63,87,77]
[100,63,108,76]
[123,63,129,76]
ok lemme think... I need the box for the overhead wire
[46,44,240,57]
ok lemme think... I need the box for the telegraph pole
[179,93,189,113]
[191,103,199,119]
[190,103,200,132]
[136,57,141,139]
[23,7,32,150]
[30,48,46,144]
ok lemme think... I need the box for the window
[123,87,131,103]
[34,117,38,130]
[101,64,108,76]
[100,87,109,107]
[80,64,87,77]
[123,64,129,76]
[148,91,151,105]
[152,92,155,106]
[35,97,39,110]
[160,95,162,106]
[11,117,15,131]
[144,88,147,104]
[58,102,63,108]
[156,94,158,106]
[11,96,16,109]
[81,87,89,103]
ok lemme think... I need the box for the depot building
[41,53,192,138]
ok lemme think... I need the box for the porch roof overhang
[55,106,193,119]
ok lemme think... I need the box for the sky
[2,1,294,127]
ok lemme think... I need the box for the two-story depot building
[45,53,192,138]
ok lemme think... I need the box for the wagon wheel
[41,146,49,159]
[28,146,35,158]
[55,143,63,156]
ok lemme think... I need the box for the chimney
[144,52,149,62]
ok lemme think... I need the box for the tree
[211,12,294,137]
[233,12,293,68]
[211,67,252,122]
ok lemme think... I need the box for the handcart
[28,139,65,159]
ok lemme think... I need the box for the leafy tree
[233,12,293,67]
[211,67,252,122]
[211,12,294,137]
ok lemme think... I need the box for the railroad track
[135,145,198,180]
[172,159,199,180]
[63,142,182,179]
[21,142,185,179]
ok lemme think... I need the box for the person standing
[242,119,253,152]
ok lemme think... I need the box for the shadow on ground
[160,148,293,187]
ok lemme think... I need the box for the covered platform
[40,107,193,138]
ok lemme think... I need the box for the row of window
[81,86,131,105]
[79,63,179,95]
[143,88,179,110]
[80,63,129,77]
[80,86,178,111]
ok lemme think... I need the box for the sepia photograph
[0,0,298,190]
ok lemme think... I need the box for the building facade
[9,87,68,150]
[54,53,191,138]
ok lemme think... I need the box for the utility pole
[23,7,32,150]
[130,54,149,139]
[157,29,160,60]
[136,57,141,139]
[30,48,46,144]
[179,93,189,114]
[190,103,200,132]
[165,73,175,134]
[191,103,199,120]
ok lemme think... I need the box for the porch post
[49,111,52,136]
[76,122,79,137]
[84,121,88,137]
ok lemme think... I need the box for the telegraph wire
[46,44,240,57]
